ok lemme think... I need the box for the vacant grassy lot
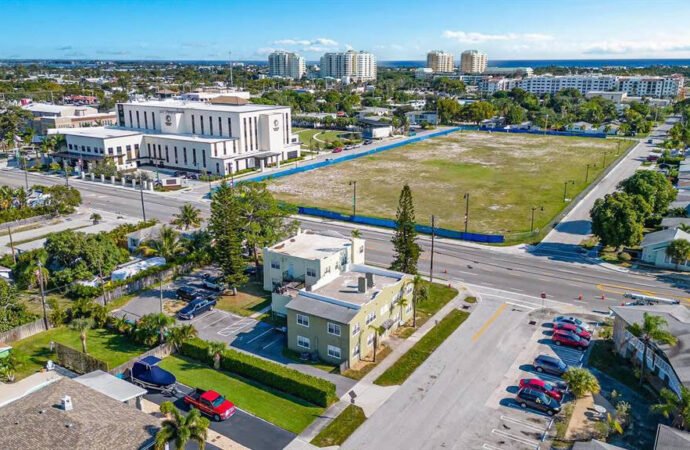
[215,280,270,316]
[293,128,354,149]
[11,326,149,380]
[374,309,470,386]
[160,355,324,434]
[269,131,629,236]
[311,405,367,447]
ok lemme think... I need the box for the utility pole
[7,225,16,264]
[36,260,49,329]
[63,161,69,186]
[530,206,543,233]
[463,193,470,233]
[563,180,575,202]
[139,173,147,221]
[429,215,435,282]
[20,157,29,190]
[159,273,164,314]
[585,163,596,183]
[349,180,357,217]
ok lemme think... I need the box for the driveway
[145,383,295,450]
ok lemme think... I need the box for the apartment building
[320,50,377,82]
[55,99,300,174]
[517,74,684,98]
[616,74,684,98]
[460,50,487,74]
[268,51,306,79]
[426,50,454,73]
[479,77,522,93]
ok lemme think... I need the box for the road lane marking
[491,429,538,447]
[473,303,507,342]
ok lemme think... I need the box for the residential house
[640,227,690,271]
[610,304,690,397]
[566,121,597,134]
[654,424,690,449]
[126,224,164,252]
[405,111,437,127]
[358,118,393,139]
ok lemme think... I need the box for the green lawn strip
[374,310,469,386]
[159,355,324,434]
[215,281,271,317]
[464,296,477,304]
[11,326,150,380]
[281,348,339,373]
[341,345,392,380]
[311,405,366,447]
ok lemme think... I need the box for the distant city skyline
[2,0,690,61]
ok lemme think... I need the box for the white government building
[268,51,306,79]
[55,99,301,175]
[320,50,377,82]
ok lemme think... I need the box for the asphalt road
[145,383,295,450]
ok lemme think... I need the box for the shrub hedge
[180,337,336,407]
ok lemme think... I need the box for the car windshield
[569,333,581,342]
[543,382,554,390]
[211,395,225,407]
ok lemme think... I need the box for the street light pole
[7,225,16,264]
[139,174,147,221]
[585,163,596,183]
[563,180,575,202]
[20,156,29,190]
[530,206,544,233]
[349,180,357,218]
[463,193,470,233]
[429,215,435,282]
[36,260,49,329]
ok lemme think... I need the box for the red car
[184,388,236,421]
[552,330,589,350]
[553,323,591,340]
[332,147,343,153]
[519,378,566,402]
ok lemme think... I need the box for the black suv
[516,388,562,416]
[176,286,202,301]
[533,355,568,376]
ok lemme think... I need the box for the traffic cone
[578,294,582,301]
[601,294,606,300]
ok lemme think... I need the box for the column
[90,173,95,181]
[260,159,265,172]
[100,174,105,183]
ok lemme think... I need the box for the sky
[2,0,690,61]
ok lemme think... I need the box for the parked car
[519,378,567,402]
[515,388,562,416]
[173,170,187,178]
[552,330,589,350]
[332,147,343,153]
[533,355,568,376]
[554,316,592,332]
[176,286,202,301]
[363,139,373,145]
[553,323,591,340]
[202,274,225,292]
[178,297,217,320]
[184,388,236,422]
[188,173,199,180]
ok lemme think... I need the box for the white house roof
[120,99,288,114]
[640,227,690,247]
[267,231,351,261]
[22,103,74,114]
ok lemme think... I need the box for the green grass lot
[160,355,324,434]
[11,326,149,380]
[375,310,470,386]
[293,128,353,149]
[215,280,271,317]
[311,405,367,447]
[269,131,631,240]
[394,282,458,338]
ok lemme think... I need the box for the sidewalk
[294,283,472,445]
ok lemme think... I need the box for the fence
[245,127,465,183]
[55,341,109,374]
[109,342,173,377]
[298,206,504,244]
[0,318,47,343]
[478,127,608,139]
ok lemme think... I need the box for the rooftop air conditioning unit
[61,395,73,411]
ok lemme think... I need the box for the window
[228,118,232,137]
[324,266,331,275]
[380,304,389,316]
[202,149,206,167]
[359,245,364,254]
[243,118,248,151]
[165,146,169,162]
[136,111,140,128]
[297,314,309,327]
[365,311,376,325]
[351,322,361,336]
[327,345,341,359]
[406,303,412,314]
[192,148,197,166]
[254,116,258,149]
[144,111,148,129]
[151,112,155,130]
[209,116,213,135]
[68,143,73,150]
[192,115,196,134]
[126,145,131,153]
[116,146,122,154]
[128,110,133,127]
[218,116,222,136]
[367,333,375,347]
[183,147,187,164]
[200,116,204,134]
[174,146,178,164]
[327,322,341,336]
[297,335,310,349]
[405,284,413,295]
[352,343,360,356]
[271,260,280,269]
[306,267,316,277]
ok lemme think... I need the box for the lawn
[293,128,353,149]
[375,309,470,386]
[269,131,630,239]
[394,281,458,338]
[10,326,150,380]
[282,348,338,373]
[311,405,367,447]
[341,345,392,380]
[159,355,324,434]
[215,281,271,317]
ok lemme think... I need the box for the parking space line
[247,328,273,344]
[500,415,546,433]
[491,429,538,447]
[473,303,507,342]
[261,336,283,350]
[482,444,503,450]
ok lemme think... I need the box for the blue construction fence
[477,127,608,139]
[298,206,505,244]
[244,127,466,183]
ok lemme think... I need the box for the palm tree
[207,341,227,369]
[70,318,93,353]
[155,401,210,450]
[135,313,175,346]
[398,295,409,326]
[173,203,202,230]
[651,386,690,430]
[627,312,677,387]
[90,212,102,224]
[351,229,361,238]
[666,239,690,270]
[168,324,198,352]
[562,367,601,398]
[14,187,28,209]
[137,225,185,262]
[410,275,428,328]
[368,324,385,362]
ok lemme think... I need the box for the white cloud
[256,47,277,55]
[442,30,554,44]
[314,38,338,46]
[584,39,690,54]
[272,37,338,48]
[345,44,354,51]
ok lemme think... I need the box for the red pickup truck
[184,388,236,421]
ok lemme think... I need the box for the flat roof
[286,295,359,324]
[120,99,289,114]
[74,370,146,402]
[57,126,142,139]
[268,231,351,260]
[22,103,77,114]
[312,267,402,306]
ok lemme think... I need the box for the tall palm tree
[651,386,690,430]
[168,324,198,352]
[137,225,185,262]
[70,318,93,353]
[155,401,210,450]
[14,187,28,209]
[207,341,227,369]
[368,324,385,362]
[411,275,428,328]
[172,203,202,230]
[626,312,677,386]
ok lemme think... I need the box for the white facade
[460,50,487,74]
[57,100,301,175]
[479,77,521,93]
[427,50,454,73]
[268,51,306,79]
[616,75,684,98]
[518,74,684,98]
[415,67,434,80]
[320,50,377,82]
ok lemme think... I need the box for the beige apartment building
[460,50,488,74]
[427,50,454,73]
